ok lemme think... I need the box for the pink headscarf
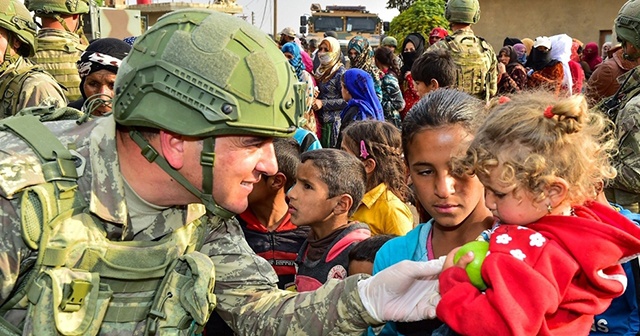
[582,42,602,71]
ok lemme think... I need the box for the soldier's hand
[357,257,445,323]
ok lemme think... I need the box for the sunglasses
[318,47,329,52]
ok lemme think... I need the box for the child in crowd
[289,149,371,292]
[438,92,640,335]
[347,234,396,276]
[340,120,413,236]
[238,137,309,290]
[374,47,404,128]
[410,48,457,98]
[371,89,495,336]
[338,68,384,147]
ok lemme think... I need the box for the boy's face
[287,160,338,227]
[348,260,373,276]
[414,80,435,98]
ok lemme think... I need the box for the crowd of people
[1,0,640,334]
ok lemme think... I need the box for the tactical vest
[0,116,216,335]
[0,60,46,119]
[443,33,493,102]
[32,32,85,102]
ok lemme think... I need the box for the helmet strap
[0,35,20,72]
[128,129,236,219]
[54,14,73,33]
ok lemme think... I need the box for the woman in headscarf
[312,36,347,148]
[282,42,317,133]
[69,37,131,116]
[525,36,564,96]
[337,68,384,147]
[347,36,382,100]
[399,32,425,118]
[497,45,527,94]
[582,42,603,72]
[513,43,527,64]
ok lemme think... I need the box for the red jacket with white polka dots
[437,201,640,336]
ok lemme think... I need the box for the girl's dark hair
[374,47,401,79]
[401,88,485,160]
[342,120,410,202]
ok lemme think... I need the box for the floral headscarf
[282,42,304,82]
[348,36,382,78]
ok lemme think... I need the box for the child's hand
[442,246,475,271]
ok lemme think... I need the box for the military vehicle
[300,3,388,54]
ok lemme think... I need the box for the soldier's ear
[159,130,186,169]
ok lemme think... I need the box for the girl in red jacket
[437,91,640,335]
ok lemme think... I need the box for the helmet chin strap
[129,130,236,220]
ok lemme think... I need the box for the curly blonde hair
[457,91,617,204]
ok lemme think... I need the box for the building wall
[472,0,627,51]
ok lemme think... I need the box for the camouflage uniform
[0,116,378,334]
[427,28,497,102]
[31,28,86,102]
[605,68,640,213]
[0,57,67,118]
[603,0,640,213]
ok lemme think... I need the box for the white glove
[357,257,445,323]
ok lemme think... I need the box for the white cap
[533,36,552,49]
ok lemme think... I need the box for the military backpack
[443,33,494,102]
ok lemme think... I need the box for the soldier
[0,0,66,119]
[606,0,640,213]
[27,0,89,102]
[427,0,497,102]
[0,9,444,335]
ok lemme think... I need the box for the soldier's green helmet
[445,0,481,25]
[0,0,37,57]
[25,0,89,15]
[114,9,302,138]
[616,0,640,50]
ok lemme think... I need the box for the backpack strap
[0,116,83,324]
[0,63,41,118]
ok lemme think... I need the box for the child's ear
[547,177,569,207]
[270,172,287,190]
[363,158,376,175]
[333,194,354,216]
[429,78,440,90]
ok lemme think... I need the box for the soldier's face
[0,28,9,63]
[211,136,278,214]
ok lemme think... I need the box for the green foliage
[388,0,448,49]
[386,0,415,11]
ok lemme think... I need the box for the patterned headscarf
[314,37,342,83]
[76,37,131,99]
[348,36,380,77]
[282,42,304,82]
[342,68,384,122]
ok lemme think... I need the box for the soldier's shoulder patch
[0,153,45,198]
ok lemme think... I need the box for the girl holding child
[438,92,640,334]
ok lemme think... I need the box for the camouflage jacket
[0,57,67,119]
[0,116,377,335]
[427,28,498,101]
[607,67,640,205]
[32,28,86,102]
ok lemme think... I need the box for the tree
[386,0,416,12]
[387,0,448,49]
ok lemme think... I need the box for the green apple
[453,240,489,290]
